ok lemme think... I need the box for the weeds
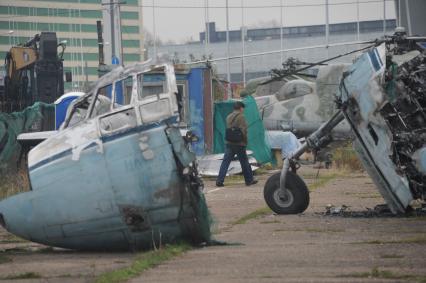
[333,144,363,171]
[202,174,245,185]
[259,274,281,279]
[344,191,382,199]
[0,255,12,264]
[354,235,426,245]
[304,228,345,233]
[0,169,30,200]
[406,215,426,221]
[380,254,405,259]
[95,243,190,283]
[232,207,272,225]
[274,227,344,233]
[308,173,340,191]
[0,247,28,254]
[259,220,280,224]
[224,175,245,186]
[0,234,27,244]
[339,267,426,282]
[254,163,274,175]
[38,247,56,253]
[1,272,42,280]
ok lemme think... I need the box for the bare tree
[143,27,162,47]
[249,19,280,28]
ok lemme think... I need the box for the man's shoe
[246,179,258,186]
[216,182,224,187]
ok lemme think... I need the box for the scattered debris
[197,151,258,177]
[325,204,350,215]
[322,203,426,218]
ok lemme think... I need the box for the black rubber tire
[263,171,310,214]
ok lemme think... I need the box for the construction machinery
[1,32,65,130]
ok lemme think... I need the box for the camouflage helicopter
[244,55,366,165]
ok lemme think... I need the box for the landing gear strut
[264,111,345,214]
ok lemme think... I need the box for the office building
[0,0,144,89]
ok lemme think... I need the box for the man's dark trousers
[217,144,254,185]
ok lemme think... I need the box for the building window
[3,22,93,32]
[62,53,99,61]
[31,0,139,4]
[123,40,140,48]
[122,26,139,34]
[121,11,139,20]
[0,6,102,19]
[124,54,141,63]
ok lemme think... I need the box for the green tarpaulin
[213,95,273,164]
[0,102,53,170]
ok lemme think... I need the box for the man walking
[216,101,258,187]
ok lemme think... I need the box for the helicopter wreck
[0,62,211,250]
[338,36,426,213]
[264,32,426,215]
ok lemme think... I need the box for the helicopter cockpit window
[91,84,113,117]
[67,96,91,128]
[136,67,177,124]
[114,76,133,106]
[137,67,168,100]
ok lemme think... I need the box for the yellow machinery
[6,46,38,79]
[1,32,65,130]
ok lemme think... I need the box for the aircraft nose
[0,194,35,240]
[0,213,6,229]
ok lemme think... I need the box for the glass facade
[0,22,138,34]
[0,6,102,18]
[30,0,139,5]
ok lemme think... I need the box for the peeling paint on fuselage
[0,62,210,250]
[338,43,413,214]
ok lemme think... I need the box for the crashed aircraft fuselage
[0,62,210,250]
[338,43,416,213]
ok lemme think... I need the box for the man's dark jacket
[226,110,248,146]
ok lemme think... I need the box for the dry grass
[0,169,30,200]
[0,233,27,244]
[332,144,364,171]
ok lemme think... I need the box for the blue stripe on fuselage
[29,116,178,172]
[368,48,383,72]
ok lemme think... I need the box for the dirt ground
[0,167,425,283]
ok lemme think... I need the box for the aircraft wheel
[264,172,309,214]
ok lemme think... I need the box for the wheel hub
[273,188,294,208]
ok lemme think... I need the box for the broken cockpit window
[137,66,168,100]
[113,76,133,106]
[66,95,91,128]
[64,84,113,128]
[137,66,177,124]
[93,84,113,116]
